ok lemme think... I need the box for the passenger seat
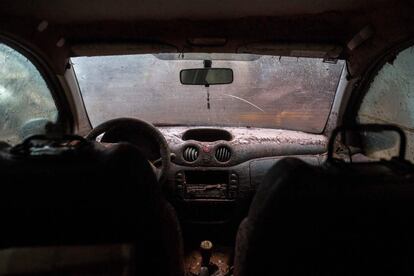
[234,125,414,275]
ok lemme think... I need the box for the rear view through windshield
[72,54,344,133]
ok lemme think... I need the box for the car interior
[0,0,414,275]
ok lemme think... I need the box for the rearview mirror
[180,68,233,85]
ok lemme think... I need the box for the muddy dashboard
[159,127,327,224]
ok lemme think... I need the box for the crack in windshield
[224,94,265,113]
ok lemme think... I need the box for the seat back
[235,126,414,276]
[0,136,184,275]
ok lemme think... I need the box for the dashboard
[159,126,327,224]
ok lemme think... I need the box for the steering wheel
[86,118,171,184]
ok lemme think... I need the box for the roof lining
[0,0,412,77]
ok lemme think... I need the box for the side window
[357,46,414,161]
[0,42,58,145]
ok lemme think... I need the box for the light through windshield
[72,54,344,133]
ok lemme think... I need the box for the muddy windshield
[72,54,344,133]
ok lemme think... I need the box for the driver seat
[0,136,184,276]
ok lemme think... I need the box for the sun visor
[237,43,343,59]
[70,43,178,57]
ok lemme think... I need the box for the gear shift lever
[200,240,213,267]
[199,240,214,276]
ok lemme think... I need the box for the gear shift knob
[200,240,213,267]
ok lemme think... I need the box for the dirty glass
[358,46,414,161]
[72,54,344,133]
[0,43,58,145]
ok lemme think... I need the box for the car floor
[184,244,233,276]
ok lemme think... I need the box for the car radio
[175,170,238,200]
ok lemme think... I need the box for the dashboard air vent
[183,146,199,162]
[215,146,231,162]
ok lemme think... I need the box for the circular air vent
[215,146,231,162]
[183,146,199,162]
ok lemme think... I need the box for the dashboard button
[176,172,184,183]
[229,191,237,198]
[202,145,211,153]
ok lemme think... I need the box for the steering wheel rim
[86,117,171,184]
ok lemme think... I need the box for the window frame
[343,39,414,126]
[0,33,74,138]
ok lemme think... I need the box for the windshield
[72,54,344,133]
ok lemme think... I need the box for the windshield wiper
[223,94,265,113]
[153,123,191,127]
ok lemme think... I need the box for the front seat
[235,125,414,275]
[0,136,184,276]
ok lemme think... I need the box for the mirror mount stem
[203,60,212,68]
